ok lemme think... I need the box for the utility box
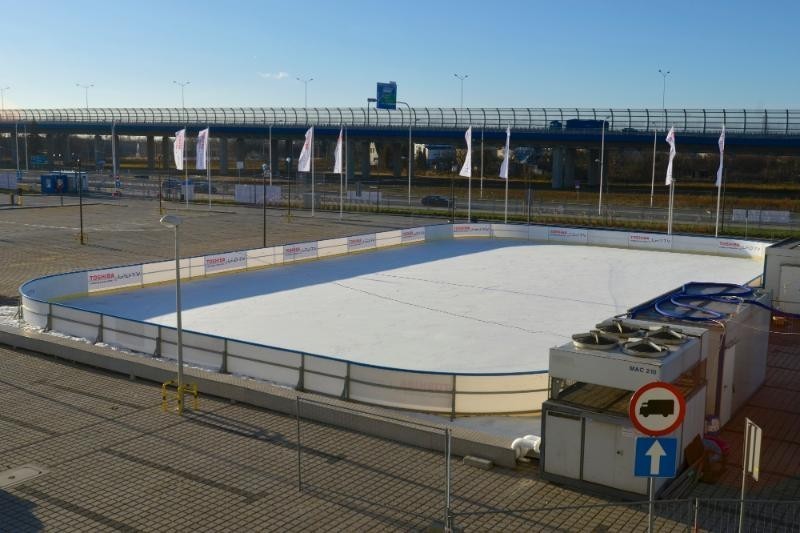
[764,238,800,315]
[40,173,87,194]
[541,319,709,499]
[628,283,771,427]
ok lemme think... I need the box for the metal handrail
[2,107,800,134]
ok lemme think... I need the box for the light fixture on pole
[453,74,468,109]
[397,101,414,206]
[597,116,610,216]
[172,80,190,108]
[0,86,9,111]
[75,83,94,109]
[296,76,314,108]
[658,69,671,109]
[159,214,187,414]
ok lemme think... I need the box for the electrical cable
[650,282,800,322]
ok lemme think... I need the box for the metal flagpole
[480,128,484,199]
[340,126,344,220]
[184,125,189,208]
[269,125,273,186]
[24,123,29,172]
[467,128,472,222]
[311,127,315,217]
[207,127,211,209]
[504,171,509,224]
[15,123,20,176]
[648,477,655,533]
[111,120,117,182]
[667,181,675,235]
[650,128,657,208]
[715,172,723,237]
[344,127,348,205]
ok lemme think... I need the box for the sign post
[739,418,762,533]
[630,381,686,533]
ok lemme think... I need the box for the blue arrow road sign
[634,437,678,478]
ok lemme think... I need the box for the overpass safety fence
[3,107,800,135]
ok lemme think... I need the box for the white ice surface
[64,240,762,373]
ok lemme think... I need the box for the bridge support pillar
[146,136,155,170]
[235,137,246,168]
[94,135,103,167]
[160,136,170,170]
[587,148,600,186]
[391,143,402,178]
[360,141,371,179]
[551,146,575,189]
[219,138,229,174]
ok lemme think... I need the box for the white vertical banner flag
[459,126,472,177]
[174,128,186,170]
[665,126,676,185]
[715,126,726,187]
[499,126,511,179]
[333,128,344,174]
[196,128,209,170]
[298,127,313,172]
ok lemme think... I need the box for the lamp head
[160,214,182,228]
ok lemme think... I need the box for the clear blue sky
[2,0,798,110]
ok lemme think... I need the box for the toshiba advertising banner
[347,234,377,252]
[547,227,588,243]
[453,223,492,238]
[715,239,766,258]
[87,265,143,293]
[204,251,247,274]
[283,241,319,262]
[401,227,426,243]
[628,233,673,251]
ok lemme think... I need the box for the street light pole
[173,80,190,109]
[0,86,9,111]
[454,74,468,109]
[76,83,94,109]
[597,116,610,216]
[397,101,414,206]
[159,214,185,413]
[296,77,314,108]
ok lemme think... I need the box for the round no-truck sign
[629,381,686,436]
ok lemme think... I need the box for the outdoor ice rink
[65,239,763,373]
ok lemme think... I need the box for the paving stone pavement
[1,196,798,531]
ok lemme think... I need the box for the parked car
[421,195,451,208]
[194,181,218,194]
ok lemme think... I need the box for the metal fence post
[444,426,452,532]
[46,303,53,331]
[97,314,104,343]
[221,338,228,374]
[296,396,302,493]
[450,375,456,420]
[693,497,699,532]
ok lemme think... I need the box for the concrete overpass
[2,107,799,187]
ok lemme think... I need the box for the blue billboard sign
[376,82,397,110]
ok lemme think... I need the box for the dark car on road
[421,195,451,208]
[193,181,218,194]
